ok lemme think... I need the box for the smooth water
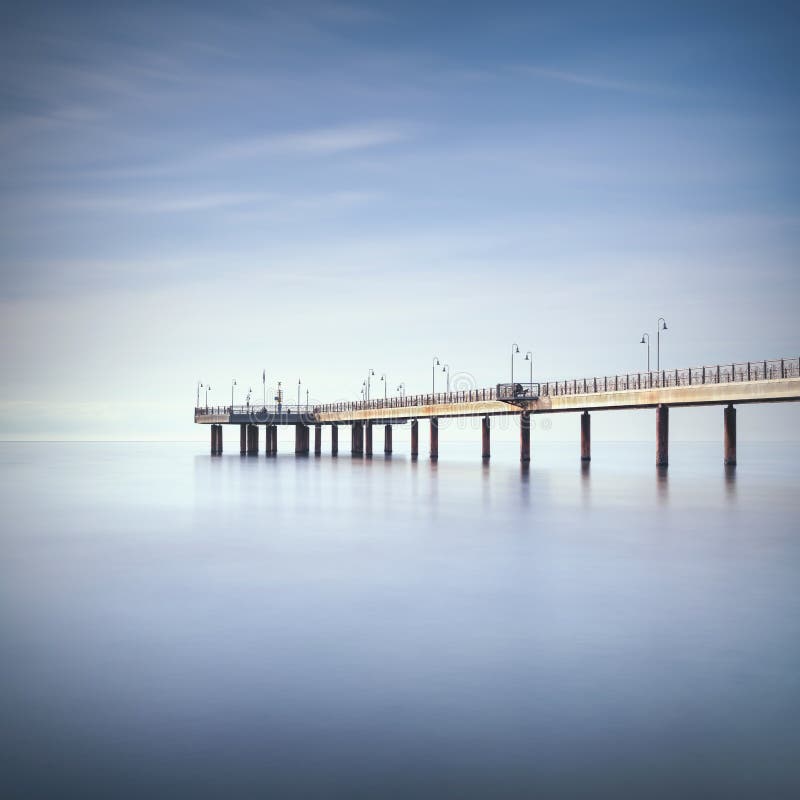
[1,441,799,798]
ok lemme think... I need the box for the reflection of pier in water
[196,357,800,467]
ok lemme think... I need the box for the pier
[196,357,800,465]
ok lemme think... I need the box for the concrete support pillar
[295,423,309,454]
[365,421,373,457]
[656,404,669,467]
[264,425,274,456]
[314,424,322,456]
[247,424,259,455]
[724,404,736,466]
[411,419,419,457]
[481,416,490,460]
[384,424,392,454]
[351,422,363,456]
[430,417,439,460]
[331,425,338,456]
[240,423,247,455]
[520,412,531,462]
[211,424,222,455]
[581,411,591,462]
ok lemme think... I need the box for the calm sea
[1,440,799,798]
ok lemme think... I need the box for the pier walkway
[196,357,800,466]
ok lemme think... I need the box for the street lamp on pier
[657,318,668,371]
[442,363,450,393]
[640,333,650,371]
[197,381,203,407]
[297,379,301,409]
[366,369,375,401]
[511,343,520,385]
[524,352,532,387]
[205,384,211,409]
[231,379,237,411]
[432,356,440,395]
[396,383,405,398]
[380,373,387,400]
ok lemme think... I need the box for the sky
[1,0,798,442]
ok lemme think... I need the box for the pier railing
[313,357,799,412]
[194,404,314,417]
[533,357,799,399]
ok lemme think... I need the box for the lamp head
[640,336,646,344]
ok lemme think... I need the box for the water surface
[1,441,798,798]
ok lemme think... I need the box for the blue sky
[1,1,798,440]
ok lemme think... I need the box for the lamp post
[366,368,374,401]
[205,384,211,409]
[380,373,387,400]
[432,356,440,395]
[511,343,520,385]
[442,363,450,393]
[306,389,309,410]
[657,318,667,371]
[276,381,283,414]
[397,383,405,398]
[297,379,301,409]
[640,333,650,371]
[231,379,237,411]
[360,383,365,402]
[262,369,266,407]
[246,388,252,410]
[524,351,532,387]
[197,381,203,407]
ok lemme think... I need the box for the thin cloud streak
[519,65,663,95]
[32,187,379,215]
[211,122,412,159]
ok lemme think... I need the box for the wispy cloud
[44,191,267,214]
[214,122,410,159]
[519,66,659,94]
[35,188,377,217]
